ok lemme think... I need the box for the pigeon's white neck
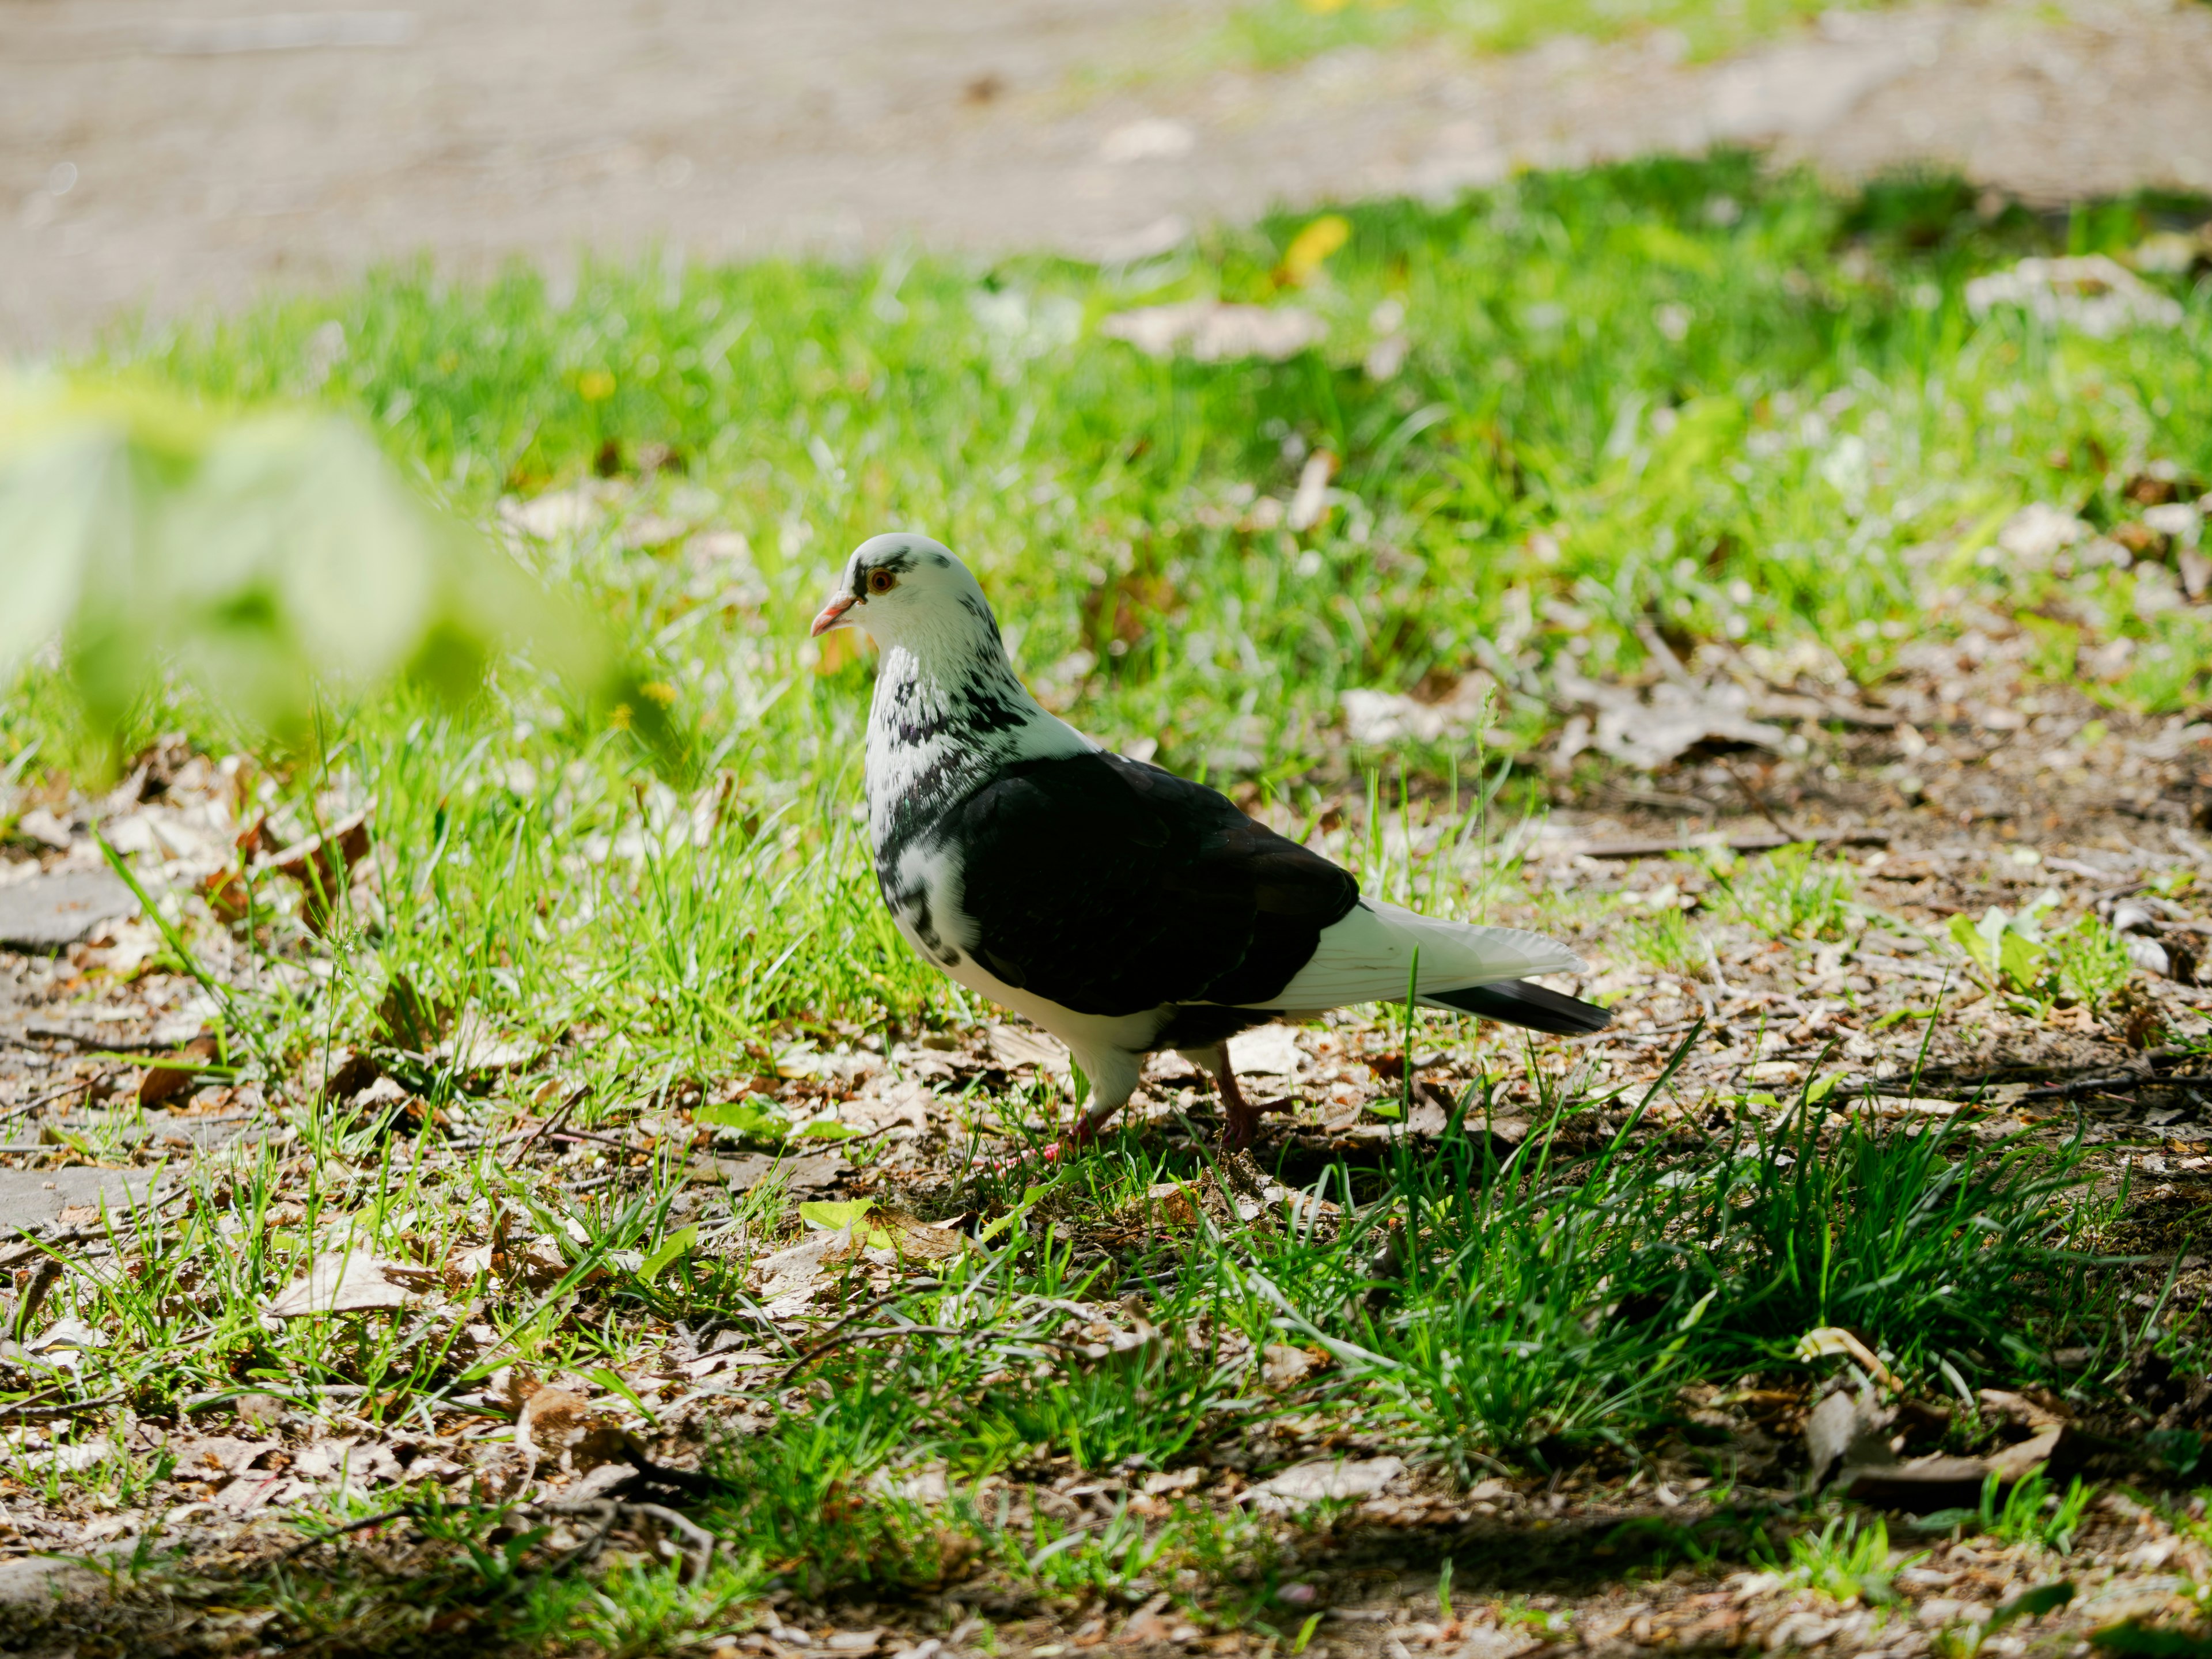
[862,599,1091,861]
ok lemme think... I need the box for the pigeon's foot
[1219,1096,1294,1151]
[986,1100,1122,1172]
[1213,1059,1292,1151]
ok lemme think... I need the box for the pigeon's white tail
[1249,898,1585,1014]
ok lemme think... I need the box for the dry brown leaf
[870,1210,973,1263]
[256,804,373,931]
[753,1224,868,1300]
[986,1023,1070,1075]
[436,1006,543,1074]
[138,1032,218,1107]
[1141,1181,1200,1228]
[266,1248,438,1319]
[517,1384,590,1453]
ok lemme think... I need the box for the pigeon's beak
[809,594,858,637]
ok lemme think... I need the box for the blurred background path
[4,0,2210,354]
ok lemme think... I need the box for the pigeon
[811,532,1609,1149]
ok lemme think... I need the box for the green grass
[3,153,2209,1649]
[1774,1511,1906,1606]
[13,1097,2121,1647]
[1206,0,1897,74]
[1913,1467,2095,1556]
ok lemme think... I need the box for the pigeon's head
[810,533,999,648]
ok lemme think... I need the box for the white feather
[1249,899,1584,1013]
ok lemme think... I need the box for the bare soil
[6,0,2212,356]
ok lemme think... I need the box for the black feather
[1425,978,1612,1035]
[942,751,1358,1018]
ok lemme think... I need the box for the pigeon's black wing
[945,752,1358,1018]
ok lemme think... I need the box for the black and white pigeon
[810,532,1611,1150]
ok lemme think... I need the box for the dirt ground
[5,0,2212,357]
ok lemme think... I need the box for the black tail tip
[1427,978,1612,1036]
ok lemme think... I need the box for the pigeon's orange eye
[866,569,897,596]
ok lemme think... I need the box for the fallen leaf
[517,1384,590,1453]
[800,1199,874,1232]
[266,1248,438,1318]
[1978,1387,2069,1429]
[1341,672,1497,747]
[1805,1386,1895,1489]
[24,1315,108,1355]
[986,1023,1070,1075]
[1285,450,1336,533]
[753,1225,868,1300]
[1142,1181,1199,1228]
[1099,118,1195,164]
[1834,1455,1998,1512]
[435,1006,541,1073]
[1558,671,1786,771]
[871,1210,973,1263]
[255,804,372,929]
[499,487,611,541]
[138,1032,219,1107]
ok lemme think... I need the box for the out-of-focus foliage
[0,377,603,751]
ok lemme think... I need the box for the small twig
[776,1324,968,1387]
[518,1088,589,1154]
[2015,1071,2157,1102]
[0,1390,123,1422]
[183,1382,368,1413]
[279,1504,418,1560]
[1578,827,1888,861]
[550,1128,638,1153]
[0,1184,194,1270]
[0,1078,93,1125]
[1715,755,1801,843]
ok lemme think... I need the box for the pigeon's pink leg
[1215,1055,1292,1152]
[986,1093,1124,1171]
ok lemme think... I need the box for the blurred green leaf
[0,376,609,754]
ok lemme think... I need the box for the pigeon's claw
[1211,1055,1293,1152]
[1219,1096,1294,1152]
[984,1105,1112,1174]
